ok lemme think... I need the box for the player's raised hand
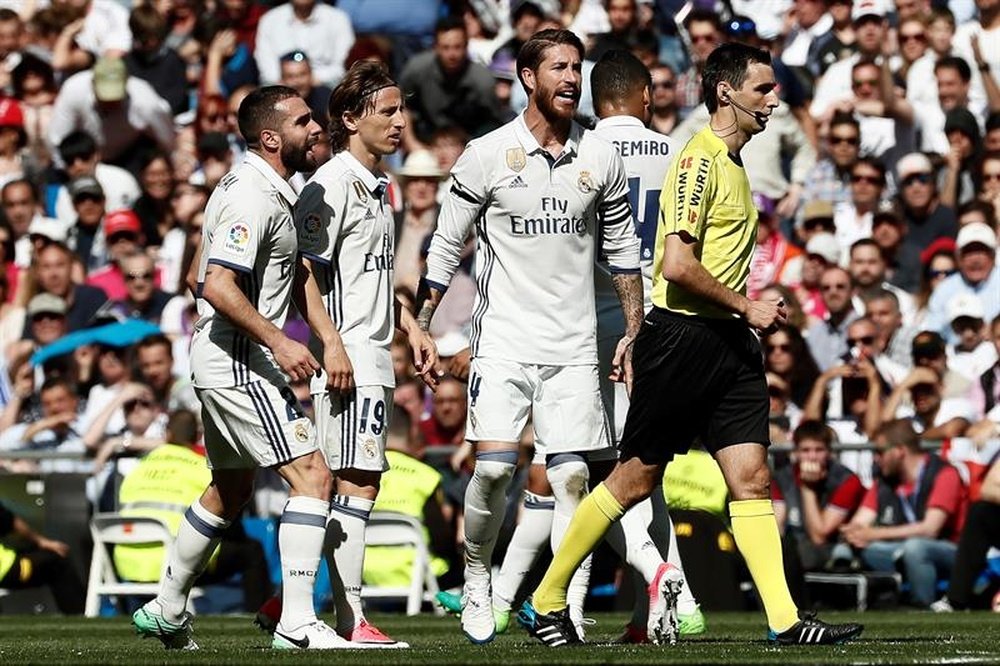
[409,328,442,392]
[273,336,320,382]
[323,340,354,393]
[609,335,635,396]
[745,297,787,334]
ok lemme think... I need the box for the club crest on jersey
[506,147,526,172]
[225,222,251,254]
[577,171,594,193]
[363,437,378,459]
[352,181,369,203]
[293,422,310,443]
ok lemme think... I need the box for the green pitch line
[0,611,998,665]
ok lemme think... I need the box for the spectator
[945,293,998,383]
[782,0,834,76]
[977,150,1000,215]
[0,9,23,91]
[393,149,443,291]
[895,152,959,293]
[773,420,866,608]
[956,199,996,228]
[925,222,1000,342]
[872,207,910,289]
[907,7,956,120]
[48,57,175,175]
[114,409,272,611]
[53,130,141,227]
[760,283,807,331]
[277,51,332,127]
[49,0,131,75]
[0,375,87,472]
[849,238,916,324]
[797,200,837,247]
[86,211,155,302]
[865,287,918,371]
[808,266,860,371]
[966,314,1000,428]
[896,14,930,83]
[65,175,107,271]
[109,252,177,324]
[834,157,886,256]
[130,151,174,247]
[797,231,841,325]
[214,0,264,51]
[0,500,85,614]
[839,58,915,165]
[987,113,1000,151]
[76,344,130,439]
[0,98,27,188]
[134,333,198,413]
[11,53,59,160]
[808,0,856,78]
[3,179,55,275]
[27,242,107,335]
[749,194,802,299]
[674,9,721,117]
[586,0,638,63]
[84,379,165,464]
[393,375,426,448]
[801,113,861,225]
[648,62,679,136]
[254,0,354,87]
[489,0,546,71]
[940,107,983,208]
[763,324,821,409]
[419,376,465,449]
[913,239,958,326]
[124,4,189,116]
[882,365,973,438]
[157,181,208,293]
[842,419,968,608]
[201,25,261,123]
[399,16,502,152]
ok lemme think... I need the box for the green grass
[0,611,997,664]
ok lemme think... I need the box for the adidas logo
[508,176,528,189]
[364,209,376,220]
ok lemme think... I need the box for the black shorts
[619,307,769,466]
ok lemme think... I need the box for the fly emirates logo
[510,196,586,236]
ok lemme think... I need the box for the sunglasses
[652,81,675,90]
[125,271,153,282]
[851,174,883,185]
[983,172,1000,182]
[929,268,956,279]
[852,78,878,88]
[766,343,792,353]
[820,283,850,291]
[124,398,154,411]
[848,335,876,347]
[803,218,834,231]
[902,173,933,186]
[768,386,788,399]
[830,135,860,146]
[900,33,926,42]
[109,233,138,244]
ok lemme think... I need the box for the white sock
[464,451,516,580]
[652,489,698,614]
[327,494,374,633]
[547,455,591,622]
[493,491,554,611]
[618,497,664,583]
[158,501,229,622]
[278,495,329,632]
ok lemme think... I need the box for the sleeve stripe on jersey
[299,251,331,266]
[207,257,253,274]
[602,212,632,227]
[450,183,481,205]
[609,266,641,275]
[469,216,496,357]
[422,277,450,294]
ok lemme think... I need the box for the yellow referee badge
[506,147,526,172]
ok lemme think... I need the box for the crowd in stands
[0,0,999,614]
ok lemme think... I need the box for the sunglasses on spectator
[803,218,835,231]
[108,232,138,244]
[848,335,876,347]
[830,135,860,146]
[982,172,1000,182]
[852,78,878,88]
[124,398,154,411]
[125,271,154,282]
[32,312,64,322]
[851,174,883,185]
[820,282,850,291]
[766,343,791,353]
[928,268,956,279]
[902,173,933,186]
[652,80,675,90]
[900,33,926,42]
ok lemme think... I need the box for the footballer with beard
[415,29,642,645]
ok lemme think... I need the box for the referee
[522,43,864,646]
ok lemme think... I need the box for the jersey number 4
[627,177,661,258]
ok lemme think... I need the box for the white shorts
[597,333,630,445]
[313,386,392,473]
[467,357,613,459]
[197,382,316,470]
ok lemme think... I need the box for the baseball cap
[104,209,142,237]
[805,232,841,265]
[489,51,516,82]
[68,176,104,201]
[28,217,69,244]
[947,293,985,322]
[802,200,834,221]
[956,222,997,252]
[852,0,887,22]
[92,57,127,102]
[27,293,68,318]
[896,152,933,182]
[920,236,957,265]
[397,150,445,179]
[0,97,24,128]
[911,330,946,359]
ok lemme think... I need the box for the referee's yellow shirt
[650,125,758,319]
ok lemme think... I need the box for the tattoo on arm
[612,273,643,338]
[414,278,443,332]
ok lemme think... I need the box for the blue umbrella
[31,320,162,366]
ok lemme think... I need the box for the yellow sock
[533,483,624,615]
[729,499,799,632]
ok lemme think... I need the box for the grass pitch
[0,611,997,665]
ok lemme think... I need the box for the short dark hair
[792,420,834,449]
[701,42,771,114]
[684,8,723,33]
[850,237,882,257]
[877,418,920,453]
[830,110,861,134]
[851,156,887,184]
[327,60,398,151]
[516,28,585,90]
[0,8,19,23]
[591,49,651,113]
[434,15,466,39]
[935,55,972,83]
[864,286,900,311]
[166,409,199,446]
[40,376,76,397]
[58,130,98,164]
[1,177,38,203]
[237,85,301,150]
[986,112,1000,133]
[958,197,995,221]
[136,333,173,358]
[129,4,168,44]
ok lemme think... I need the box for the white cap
[896,152,933,182]
[852,0,888,22]
[956,222,997,252]
[805,232,841,265]
[27,217,68,244]
[434,330,469,358]
[397,149,445,179]
[947,293,985,322]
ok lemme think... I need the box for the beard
[534,81,578,123]
[280,138,318,174]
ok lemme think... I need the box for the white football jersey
[190,152,300,389]
[591,115,676,323]
[296,151,395,392]
[425,113,639,366]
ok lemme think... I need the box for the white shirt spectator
[953,20,1000,113]
[254,1,355,87]
[895,396,976,432]
[47,71,175,165]
[782,13,833,68]
[948,341,999,384]
[832,201,873,259]
[76,0,132,56]
[54,162,140,226]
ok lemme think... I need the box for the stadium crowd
[0,0,999,619]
